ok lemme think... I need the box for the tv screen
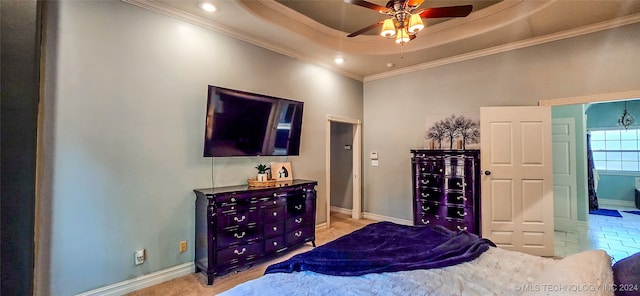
[203,86,304,157]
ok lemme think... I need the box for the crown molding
[364,12,640,82]
[123,0,364,80]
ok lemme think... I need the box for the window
[591,129,640,171]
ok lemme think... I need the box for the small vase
[257,173,267,182]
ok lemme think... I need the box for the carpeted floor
[589,208,622,217]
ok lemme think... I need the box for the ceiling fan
[344,0,473,44]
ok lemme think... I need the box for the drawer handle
[231,197,236,203]
[421,206,430,211]
[421,219,430,224]
[272,226,278,232]
[457,226,468,231]
[457,210,467,217]
[273,241,278,246]
[234,215,246,222]
[295,217,303,224]
[234,232,246,239]
[456,182,463,187]
[421,180,429,184]
[273,200,277,204]
[272,212,278,217]
[421,193,429,198]
[294,205,302,210]
[234,248,246,255]
[456,196,467,201]
[294,230,302,237]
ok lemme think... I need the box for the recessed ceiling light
[200,2,216,12]
[334,57,344,64]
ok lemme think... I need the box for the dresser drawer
[216,225,261,248]
[285,212,313,231]
[417,214,436,226]
[216,241,263,268]
[287,198,309,214]
[263,205,285,223]
[418,201,439,216]
[263,220,285,238]
[446,206,471,221]
[442,219,474,233]
[445,191,467,205]
[418,187,441,201]
[285,225,314,246]
[417,174,440,187]
[217,208,260,230]
[446,177,466,190]
[264,236,285,254]
[213,192,250,206]
[257,196,287,208]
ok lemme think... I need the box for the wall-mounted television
[203,86,304,157]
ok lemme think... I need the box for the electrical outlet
[134,249,145,265]
[179,241,187,253]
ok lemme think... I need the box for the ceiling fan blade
[347,21,384,37]
[418,5,473,18]
[407,0,425,8]
[344,0,388,13]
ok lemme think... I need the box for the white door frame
[326,115,362,228]
[539,90,640,106]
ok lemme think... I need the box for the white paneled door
[480,106,554,256]
[552,118,578,232]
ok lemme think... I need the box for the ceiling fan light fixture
[380,19,396,38]
[200,2,216,12]
[395,27,410,44]
[408,14,424,33]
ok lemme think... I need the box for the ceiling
[125,0,640,80]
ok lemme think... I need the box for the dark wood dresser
[411,150,480,235]
[194,179,317,284]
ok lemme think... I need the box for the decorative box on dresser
[194,179,317,285]
[411,149,481,235]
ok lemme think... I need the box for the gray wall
[552,104,588,221]
[363,23,640,221]
[330,122,354,210]
[586,100,640,204]
[38,1,363,295]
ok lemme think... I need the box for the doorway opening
[325,116,362,228]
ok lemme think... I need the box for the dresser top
[194,179,317,196]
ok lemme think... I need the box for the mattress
[218,247,615,296]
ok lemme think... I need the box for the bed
[218,222,639,296]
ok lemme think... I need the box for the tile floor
[554,205,640,263]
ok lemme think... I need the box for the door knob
[484,170,491,175]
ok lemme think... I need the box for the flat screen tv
[203,86,304,157]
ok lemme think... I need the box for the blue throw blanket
[265,222,495,276]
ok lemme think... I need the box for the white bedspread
[220,247,612,296]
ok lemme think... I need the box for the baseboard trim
[598,198,635,208]
[576,221,589,228]
[362,212,412,226]
[330,206,352,215]
[75,262,194,296]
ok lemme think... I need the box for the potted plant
[255,164,270,182]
